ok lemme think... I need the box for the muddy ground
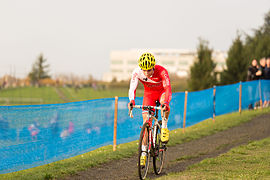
[62,112,270,180]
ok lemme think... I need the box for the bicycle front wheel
[138,123,150,180]
[153,124,165,175]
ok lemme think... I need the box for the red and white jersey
[128,65,172,104]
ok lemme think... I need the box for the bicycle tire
[153,124,165,175]
[138,123,150,180]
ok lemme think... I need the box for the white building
[103,49,227,82]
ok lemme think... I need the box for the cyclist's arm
[129,69,139,102]
[161,69,172,105]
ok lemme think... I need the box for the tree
[262,10,270,36]
[244,10,270,62]
[28,53,50,86]
[188,39,216,91]
[219,10,270,85]
[220,34,247,84]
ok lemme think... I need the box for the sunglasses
[142,69,153,72]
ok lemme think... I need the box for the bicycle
[128,101,167,180]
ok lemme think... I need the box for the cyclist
[128,52,172,166]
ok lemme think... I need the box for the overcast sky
[0,0,269,79]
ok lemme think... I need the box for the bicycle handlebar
[133,105,162,110]
[128,105,162,118]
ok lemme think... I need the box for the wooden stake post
[113,96,118,151]
[259,80,263,109]
[213,86,216,122]
[239,82,242,114]
[183,91,188,133]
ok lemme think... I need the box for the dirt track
[62,112,270,180]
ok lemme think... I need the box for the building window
[162,61,174,65]
[111,69,123,72]
[178,61,188,65]
[111,60,123,64]
[127,69,133,73]
[128,60,137,64]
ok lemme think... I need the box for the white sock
[142,145,147,156]
[162,118,168,129]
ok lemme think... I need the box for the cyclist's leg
[142,112,150,149]
[141,92,158,155]
[159,92,171,143]
[159,92,171,127]
[140,113,150,166]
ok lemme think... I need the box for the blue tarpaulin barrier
[0,80,269,174]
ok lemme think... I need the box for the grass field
[1,107,269,180]
[0,86,144,105]
[159,137,270,180]
[0,87,63,105]
[59,87,143,101]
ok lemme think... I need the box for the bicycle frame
[129,105,164,153]
[129,104,167,179]
[146,113,159,152]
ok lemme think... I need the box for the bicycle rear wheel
[138,123,150,180]
[153,124,165,175]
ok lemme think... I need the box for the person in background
[264,57,270,80]
[258,58,266,79]
[60,121,74,139]
[263,57,270,107]
[247,59,261,109]
[28,122,40,141]
[247,59,261,81]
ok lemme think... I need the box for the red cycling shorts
[142,90,165,114]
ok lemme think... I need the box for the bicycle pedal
[163,146,167,151]
[160,145,167,150]
[137,162,146,167]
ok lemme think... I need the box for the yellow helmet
[138,53,156,70]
